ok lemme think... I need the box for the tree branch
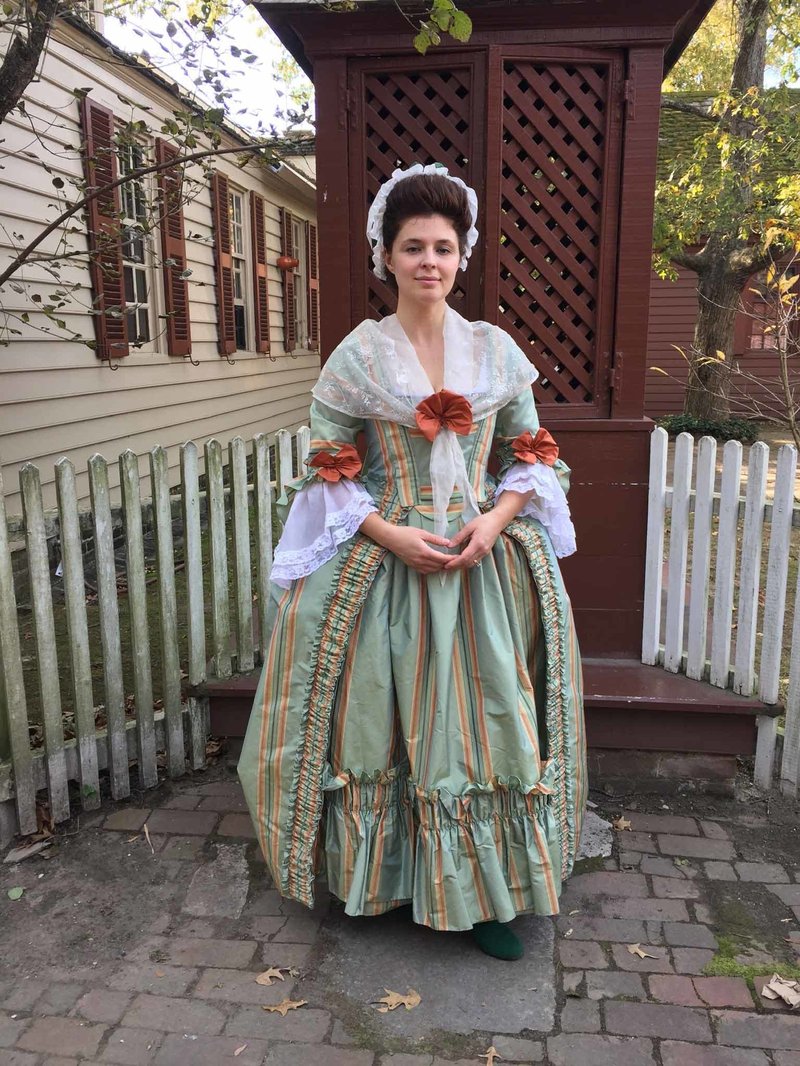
[0,0,61,127]
[0,138,312,288]
[660,99,716,121]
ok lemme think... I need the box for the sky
[103,0,314,136]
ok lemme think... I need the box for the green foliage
[657,414,759,442]
[413,0,472,54]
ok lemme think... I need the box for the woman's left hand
[443,512,504,571]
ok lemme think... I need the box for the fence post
[0,466,37,834]
[88,454,130,800]
[253,434,273,660]
[229,437,254,673]
[664,432,693,673]
[119,450,158,789]
[686,436,716,681]
[180,442,207,769]
[276,429,294,496]
[733,442,769,696]
[296,426,311,474]
[710,440,743,688]
[204,439,231,680]
[150,447,184,778]
[642,426,667,666]
[780,561,800,797]
[20,463,70,822]
[55,458,101,809]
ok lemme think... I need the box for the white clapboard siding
[0,425,300,837]
[0,16,318,517]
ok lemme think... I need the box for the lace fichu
[496,462,577,558]
[270,480,378,589]
[312,307,538,540]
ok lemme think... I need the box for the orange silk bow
[308,444,362,482]
[414,390,473,443]
[511,428,559,466]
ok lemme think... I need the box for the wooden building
[0,7,319,516]
[228,0,770,785]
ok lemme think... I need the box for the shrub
[657,414,759,443]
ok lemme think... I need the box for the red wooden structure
[218,0,770,787]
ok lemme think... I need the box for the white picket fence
[643,427,800,793]
[0,426,310,838]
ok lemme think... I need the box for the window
[745,266,799,353]
[291,215,308,347]
[229,188,248,350]
[119,143,153,347]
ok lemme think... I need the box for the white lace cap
[366,162,479,280]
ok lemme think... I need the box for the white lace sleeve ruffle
[270,479,378,588]
[495,461,577,558]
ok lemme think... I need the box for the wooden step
[196,657,779,756]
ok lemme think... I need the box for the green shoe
[471,920,524,961]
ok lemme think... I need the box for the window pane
[124,266,135,304]
[234,304,246,350]
[136,269,147,302]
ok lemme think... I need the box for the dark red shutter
[155,138,191,357]
[250,192,270,354]
[306,221,319,351]
[211,171,236,355]
[79,97,128,360]
[279,206,296,352]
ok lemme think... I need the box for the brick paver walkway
[2,765,800,1065]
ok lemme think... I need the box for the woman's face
[384,214,461,307]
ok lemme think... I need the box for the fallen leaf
[234,1045,248,1056]
[564,928,573,937]
[627,943,659,960]
[262,998,307,1016]
[612,816,632,831]
[762,973,800,1008]
[155,971,165,978]
[673,858,690,867]
[7,887,24,901]
[143,825,155,855]
[568,909,582,916]
[373,988,421,1013]
[4,840,51,863]
[480,1048,501,1065]
[256,967,290,986]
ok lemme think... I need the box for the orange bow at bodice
[308,444,362,482]
[511,428,559,466]
[414,389,473,443]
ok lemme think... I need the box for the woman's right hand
[383,525,451,574]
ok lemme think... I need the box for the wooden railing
[643,427,800,793]
[0,427,310,839]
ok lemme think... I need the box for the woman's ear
[383,249,394,275]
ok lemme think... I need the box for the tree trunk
[685,261,741,420]
[0,0,61,127]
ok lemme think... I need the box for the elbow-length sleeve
[270,399,378,588]
[493,387,577,558]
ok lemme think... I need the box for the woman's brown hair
[382,173,472,257]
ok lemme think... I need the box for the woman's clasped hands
[384,512,504,575]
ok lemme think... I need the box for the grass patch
[703,932,800,983]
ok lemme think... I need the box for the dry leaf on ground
[373,988,421,1013]
[761,974,800,1008]
[627,943,659,960]
[234,1045,248,1057]
[256,967,290,986]
[480,1047,501,1065]
[612,816,632,831]
[262,998,307,1016]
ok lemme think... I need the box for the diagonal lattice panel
[501,59,611,408]
[361,68,474,321]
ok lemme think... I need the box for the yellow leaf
[612,816,632,831]
[255,967,290,986]
[648,366,669,376]
[480,1048,502,1065]
[627,942,659,960]
[779,274,799,295]
[262,998,307,1016]
[715,350,726,362]
[373,988,421,1013]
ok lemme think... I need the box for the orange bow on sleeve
[414,390,473,443]
[511,428,559,466]
[308,444,362,482]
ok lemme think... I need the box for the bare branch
[660,99,716,121]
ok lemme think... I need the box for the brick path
[2,767,800,1065]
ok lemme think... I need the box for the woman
[239,163,586,962]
